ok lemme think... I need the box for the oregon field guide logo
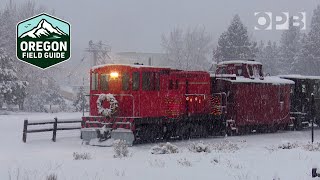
[17,13,70,69]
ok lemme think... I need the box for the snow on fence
[22,117,82,143]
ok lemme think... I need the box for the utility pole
[311,93,315,144]
[85,40,112,67]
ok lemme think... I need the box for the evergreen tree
[305,5,320,75]
[73,86,89,112]
[292,33,309,74]
[0,49,27,109]
[279,17,301,74]
[24,82,66,112]
[292,5,320,75]
[213,15,256,61]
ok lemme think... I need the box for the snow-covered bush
[177,158,192,167]
[113,139,129,158]
[150,142,179,154]
[73,152,91,160]
[46,173,57,180]
[304,142,320,151]
[210,158,219,165]
[188,141,211,153]
[278,142,299,149]
[211,140,239,152]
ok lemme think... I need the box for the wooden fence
[22,117,82,143]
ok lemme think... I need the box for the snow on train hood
[212,75,295,85]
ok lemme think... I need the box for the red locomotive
[81,60,294,144]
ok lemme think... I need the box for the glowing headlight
[110,72,119,78]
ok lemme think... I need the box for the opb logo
[254,12,306,30]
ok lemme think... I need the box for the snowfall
[1,112,320,180]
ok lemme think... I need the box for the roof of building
[278,74,320,80]
[218,60,262,66]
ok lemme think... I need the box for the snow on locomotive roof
[211,74,294,85]
[91,64,172,70]
[278,74,320,80]
[218,60,262,65]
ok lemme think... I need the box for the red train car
[212,60,294,134]
[82,64,225,143]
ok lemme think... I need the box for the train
[279,75,320,129]
[80,59,318,145]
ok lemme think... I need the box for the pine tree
[305,5,320,75]
[279,17,301,74]
[0,48,27,109]
[73,86,89,112]
[292,5,320,75]
[292,33,309,74]
[213,15,256,61]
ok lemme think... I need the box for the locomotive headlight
[110,72,119,78]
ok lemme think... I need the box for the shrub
[278,142,299,149]
[188,141,211,153]
[304,142,320,151]
[46,173,58,180]
[113,139,129,158]
[150,142,179,154]
[211,140,239,152]
[73,152,91,160]
[177,158,192,167]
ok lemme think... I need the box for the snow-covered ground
[1,112,320,180]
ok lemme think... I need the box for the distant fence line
[22,117,82,143]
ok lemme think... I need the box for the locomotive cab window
[91,73,98,90]
[100,74,108,91]
[142,72,160,91]
[122,72,129,91]
[132,72,140,91]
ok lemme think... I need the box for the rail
[22,117,82,143]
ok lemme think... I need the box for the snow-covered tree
[24,81,66,112]
[291,5,320,75]
[213,15,257,62]
[73,86,89,112]
[0,49,27,109]
[278,17,301,74]
[161,26,212,70]
[292,33,309,74]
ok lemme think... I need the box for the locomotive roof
[91,64,173,70]
[218,60,262,66]
[278,74,320,80]
[211,74,295,85]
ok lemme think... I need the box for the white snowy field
[1,112,320,180]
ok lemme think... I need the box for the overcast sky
[27,0,319,54]
[4,0,320,83]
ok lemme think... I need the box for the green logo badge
[17,13,71,69]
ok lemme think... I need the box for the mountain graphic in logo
[17,13,71,69]
[19,19,69,40]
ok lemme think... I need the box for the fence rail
[22,117,82,143]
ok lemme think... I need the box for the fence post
[52,117,58,142]
[22,119,28,143]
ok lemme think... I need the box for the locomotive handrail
[90,93,135,117]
